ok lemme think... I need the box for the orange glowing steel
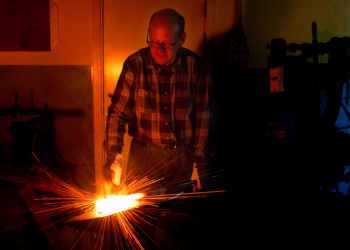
[95,193,144,217]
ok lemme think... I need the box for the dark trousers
[125,138,196,249]
[126,138,194,194]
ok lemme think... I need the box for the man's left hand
[191,163,202,192]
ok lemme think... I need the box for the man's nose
[157,44,165,52]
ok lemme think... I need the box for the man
[104,8,210,194]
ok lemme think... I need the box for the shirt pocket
[175,89,192,113]
[137,89,156,113]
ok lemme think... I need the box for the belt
[134,139,180,149]
[156,143,178,149]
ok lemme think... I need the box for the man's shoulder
[121,47,151,74]
[180,47,200,60]
[179,47,207,68]
[125,47,150,63]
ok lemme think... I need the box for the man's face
[148,23,185,65]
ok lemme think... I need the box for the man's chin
[154,58,168,65]
[152,54,170,65]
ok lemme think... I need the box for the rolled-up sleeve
[192,66,210,166]
[105,61,136,155]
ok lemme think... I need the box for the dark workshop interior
[1,0,350,249]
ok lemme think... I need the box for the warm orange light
[95,193,144,217]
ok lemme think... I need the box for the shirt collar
[145,47,185,72]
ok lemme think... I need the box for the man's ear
[180,32,186,46]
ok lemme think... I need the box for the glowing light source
[95,193,144,217]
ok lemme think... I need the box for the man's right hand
[110,153,122,186]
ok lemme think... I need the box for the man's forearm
[105,110,129,155]
[193,68,210,165]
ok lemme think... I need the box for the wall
[0,0,92,65]
[0,0,95,170]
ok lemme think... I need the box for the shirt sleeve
[105,61,136,156]
[192,65,210,166]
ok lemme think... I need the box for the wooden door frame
[92,0,104,192]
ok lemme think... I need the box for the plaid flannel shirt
[106,47,210,164]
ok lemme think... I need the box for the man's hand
[110,153,122,186]
[191,163,202,192]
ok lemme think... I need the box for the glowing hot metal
[95,193,144,217]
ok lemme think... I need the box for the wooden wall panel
[0,66,94,170]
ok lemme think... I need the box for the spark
[0,152,224,250]
[0,163,182,249]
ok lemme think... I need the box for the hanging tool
[203,0,207,59]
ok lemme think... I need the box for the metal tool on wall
[203,0,207,59]
[267,22,350,128]
[266,22,350,190]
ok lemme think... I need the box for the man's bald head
[148,9,186,65]
[149,9,185,36]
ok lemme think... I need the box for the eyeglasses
[147,33,182,50]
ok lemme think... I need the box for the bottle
[228,0,249,65]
